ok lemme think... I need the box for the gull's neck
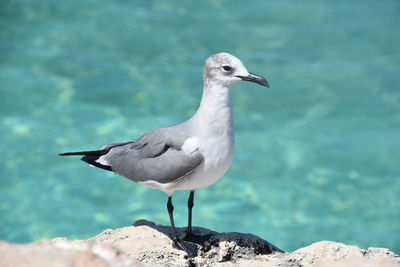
[192,81,234,138]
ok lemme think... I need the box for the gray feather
[98,127,203,184]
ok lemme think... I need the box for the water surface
[1,0,399,253]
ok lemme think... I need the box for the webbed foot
[172,238,198,258]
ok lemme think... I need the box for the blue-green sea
[1,0,399,253]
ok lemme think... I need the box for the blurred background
[1,0,399,253]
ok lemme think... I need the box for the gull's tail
[59,150,112,171]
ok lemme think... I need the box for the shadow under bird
[60,52,270,256]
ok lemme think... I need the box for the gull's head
[203,52,270,88]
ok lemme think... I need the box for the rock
[0,220,398,267]
[285,241,400,267]
[89,219,284,266]
[0,238,139,267]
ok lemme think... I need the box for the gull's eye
[222,65,232,72]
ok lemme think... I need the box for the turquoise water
[1,0,399,253]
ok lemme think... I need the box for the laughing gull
[60,52,269,255]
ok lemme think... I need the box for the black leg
[183,190,212,244]
[167,196,177,240]
[167,195,197,257]
[187,190,195,236]
[184,190,195,241]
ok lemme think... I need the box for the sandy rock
[284,241,400,267]
[90,221,188,266]
[0,238,139,267]
[90,219,283,266]
[0,220,399,267]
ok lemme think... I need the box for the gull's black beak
[236,72,270,88]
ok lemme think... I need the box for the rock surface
[0,220,399,267]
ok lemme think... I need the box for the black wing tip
[58,152,88,156]
[59,150,113,171]
[58,150,108,156]
[59,152,79,156]
[81,155,113,171]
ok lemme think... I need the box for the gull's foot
[172,239,198,258]
[183,232,212,244]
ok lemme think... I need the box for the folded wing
[93,127,203,184]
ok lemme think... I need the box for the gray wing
[98,127,203,184]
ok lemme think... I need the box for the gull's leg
[185,190,195,238]
[183,190,211,244]
[167,195,197,257]
[167,196,178,241]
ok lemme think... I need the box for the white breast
[171,93,235,192]
[141,83,235,195]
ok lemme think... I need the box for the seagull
[59,52,269,255]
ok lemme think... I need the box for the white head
[203,52,269,88]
